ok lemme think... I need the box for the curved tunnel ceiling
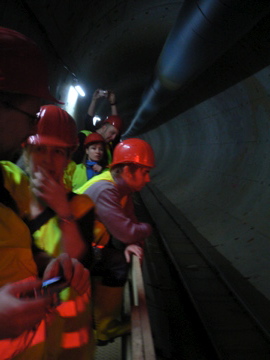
[2,0,270,134]
[6,0,182,131]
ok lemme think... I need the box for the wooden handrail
[130,255,156,360]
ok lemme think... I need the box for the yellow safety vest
[72,163,88,190]
[0,161,45,359]
[75,171,128,247]
[80,130,91,136]
[0,161,37,284]
[31,194,95,359]
[0,161,95,359]
[75,171,113,247]
[75,169,114,194]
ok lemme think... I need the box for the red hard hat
[84,132,105,147]
[27,105,78,149]
[110,138,155,168]
[104,115,123,133]
[0,27,63,104]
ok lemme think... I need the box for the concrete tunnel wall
[141,64,270,301]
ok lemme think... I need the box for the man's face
[100,124,119,143]
[123,166,151,192]
[0,96,41,160]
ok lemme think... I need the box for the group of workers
[0,26,155,359]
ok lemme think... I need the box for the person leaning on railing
[76,138,155,346]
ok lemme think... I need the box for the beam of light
[75,85,85,97]
[65,86,78,116]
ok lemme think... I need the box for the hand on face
[30,166,69,215]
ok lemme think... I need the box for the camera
[99,89,108,97]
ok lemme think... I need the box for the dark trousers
[91,243,129,287]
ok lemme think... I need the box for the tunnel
[2,0,270,358]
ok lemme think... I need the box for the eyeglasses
[2,101,41,125]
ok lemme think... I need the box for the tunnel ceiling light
[66,86,78,116]
[74,85,85,97]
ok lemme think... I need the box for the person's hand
[92,164,102,173]
[124,244,143,263]
[30,167,70,217]
[43,253,90,295]
[108,91,116,105]
[92,89,102,101]
[0,280,52,339]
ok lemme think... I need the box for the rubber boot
[92,281,131,346]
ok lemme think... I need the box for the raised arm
[108,91,118,115]
[87,89,102,117]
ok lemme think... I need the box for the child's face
[86,142,104,162]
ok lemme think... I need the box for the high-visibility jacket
[72,163,88,190]
[0,161,46,359]
[76,171,128,210]
[69,163,108,191]
[30,192,95,359]
[75,171,118,247]
[80,129,91,136]
[75,169,114,195]
[1,161,95,359]
[64,160,109,192]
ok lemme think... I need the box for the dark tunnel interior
[2,0,270,357]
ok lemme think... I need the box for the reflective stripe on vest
[57,290,90,317]
[75,169,113,194]
[74,169,128,210]
[75,170,128,245]
[0,277,46,359]
[75,171,114,246]
[0,320,46,359]
[61,327,89,349]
